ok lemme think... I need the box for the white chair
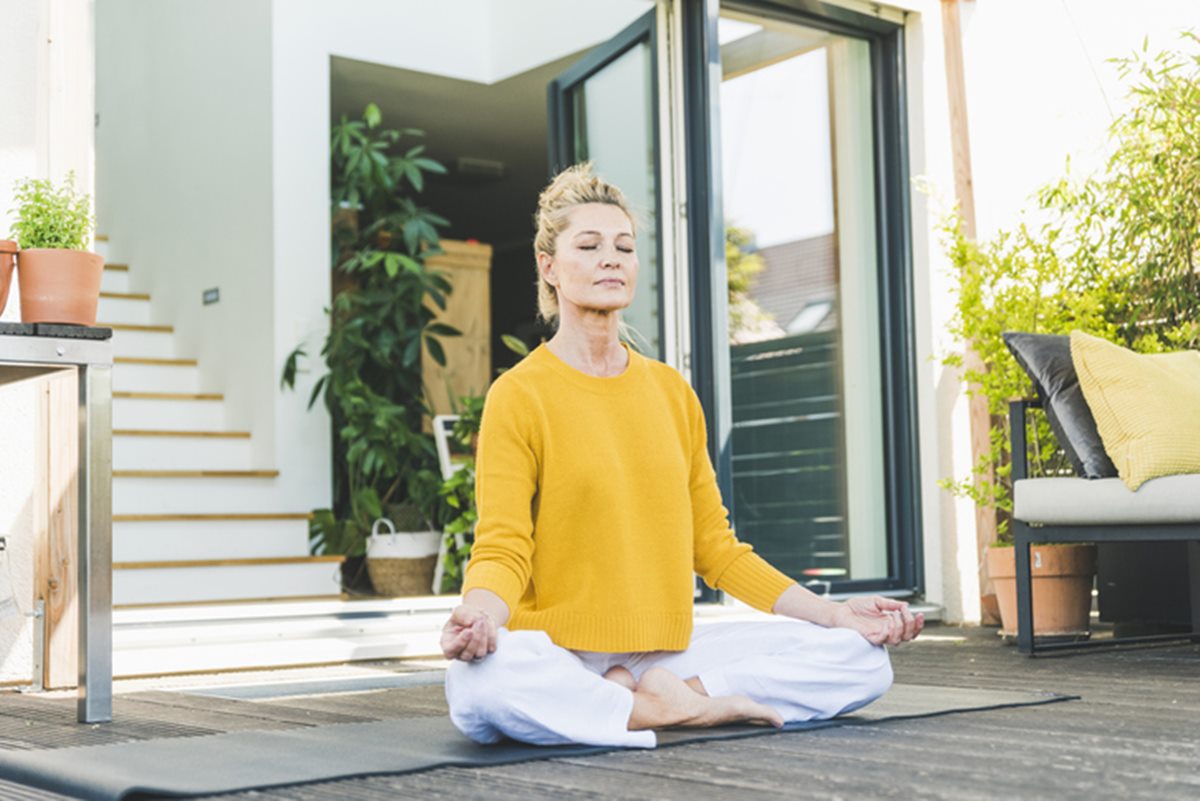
[431,414,471,594]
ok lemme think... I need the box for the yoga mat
[0,684,1076,801]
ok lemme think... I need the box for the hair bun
[532,163,636,328]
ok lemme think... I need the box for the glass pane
[568,41,661,358]
[719,14,887,584]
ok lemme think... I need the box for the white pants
[445,618,893,748]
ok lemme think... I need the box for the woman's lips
[597,279,624,286]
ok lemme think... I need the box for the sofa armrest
[1009,398,1043,483]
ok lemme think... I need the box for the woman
[442,164,922,748]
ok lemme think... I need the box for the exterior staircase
[92,238,447,676]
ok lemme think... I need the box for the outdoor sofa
[1004,331,1200,654]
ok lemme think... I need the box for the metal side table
[0,322,113,722]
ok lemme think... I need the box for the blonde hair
[533,163,637,329]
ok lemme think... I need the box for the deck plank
[1,625,1197,800]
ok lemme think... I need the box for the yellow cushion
[1070,331,1200,490]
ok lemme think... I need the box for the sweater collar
[533,340,644,394]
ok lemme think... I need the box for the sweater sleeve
[461,377,539,614]
[687,385,796,613]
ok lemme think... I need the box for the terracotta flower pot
[16,248,105,325]
[988,543,1097,638]
[0,240,17,317]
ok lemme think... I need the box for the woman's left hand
[830,596,923,646]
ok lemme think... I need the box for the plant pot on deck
[0,240,16,316]
[365,518,440,597]
[16,248,104,325]
[988,543,1097,638]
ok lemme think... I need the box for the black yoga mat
[0,684,1076,801]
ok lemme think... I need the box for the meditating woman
[442,164,923,748]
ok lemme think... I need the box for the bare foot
[629,667,784,731]
[603,665,637,691]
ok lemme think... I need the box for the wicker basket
[365,518,440,597]
[367,554,439,597]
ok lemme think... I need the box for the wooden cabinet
[422,239,492,430]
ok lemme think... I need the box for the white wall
[94,0,320,505]
[0,2,41,672]
[488,0,654,82]
[1,0,95,322]
[1,0,96,679]
[0,376,39,684]
[903,0,1199,622]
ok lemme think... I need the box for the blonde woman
[441,164,922,748]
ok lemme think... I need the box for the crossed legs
[446,619,892,748]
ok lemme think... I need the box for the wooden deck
[0,624,1197,800]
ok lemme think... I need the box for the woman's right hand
[440,604,498,662]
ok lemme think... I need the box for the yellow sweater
[462,341,797,652]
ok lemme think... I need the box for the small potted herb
[7,172,104,325]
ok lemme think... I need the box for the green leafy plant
[8,172,94,250]
[941,34,1200,543]
[436,393,485,593]
[725,224,775,340]
[282,103,458,561]
[432,334,536,592]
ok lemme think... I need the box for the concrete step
[113,358,200,393]
[114,471,282,514]
[113,392,226,430]
[111,598,452,677]
[97,292,151,325]
[105,323,176,360]
[113,429,253,471]
[113,556,345,606]
[100,263,130,293]
[113,514,312,562]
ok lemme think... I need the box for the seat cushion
[1071,331,1200,490]
[1014,475,1200,525]
[1003,332,1116,478]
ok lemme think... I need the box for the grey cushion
[1014,474,1200,525]
[1003,332,1117,479]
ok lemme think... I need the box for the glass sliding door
[547,10,665,360]
[718,10,891,588]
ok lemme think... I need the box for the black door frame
[681,0,923,597]
[546,10,668,360]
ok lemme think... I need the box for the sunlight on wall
[0,379,38,683]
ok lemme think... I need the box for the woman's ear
[536,251,556,287]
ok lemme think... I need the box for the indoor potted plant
[0,239,16,317]
[8,172,104,325]
[281,103,458,593]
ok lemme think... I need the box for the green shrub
[8,172,94,250]
[941,34,1200,542]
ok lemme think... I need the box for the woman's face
[539,203,638,317]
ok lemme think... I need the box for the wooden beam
[114,555,344,570]
[942,0,999,624]
[113,429,251,439]
[32,370,80,689]
[114,512,312,522]
[941,0,977,239]
[113,469,280,479]
[113,391,223,401]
